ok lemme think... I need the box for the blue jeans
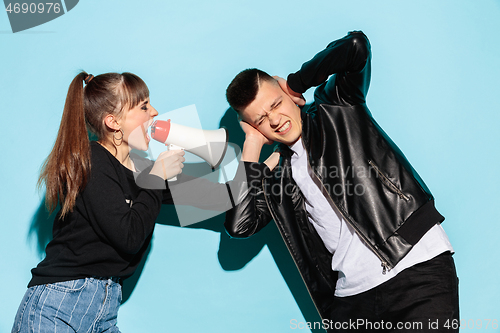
[11,278,122,333]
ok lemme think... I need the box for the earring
[113,129,124,146]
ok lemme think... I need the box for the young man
[224,31,459,332]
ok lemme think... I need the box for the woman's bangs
[120,72,150,110]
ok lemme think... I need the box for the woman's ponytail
[38,70,149,219]
[38,72,91,218]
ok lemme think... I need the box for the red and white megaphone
[151,119,228,173]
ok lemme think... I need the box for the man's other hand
[273,76,306,106]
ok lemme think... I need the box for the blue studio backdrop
[1,0,499,332]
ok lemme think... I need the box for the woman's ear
[103,114,121,132]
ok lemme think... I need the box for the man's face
[241,80,302,146]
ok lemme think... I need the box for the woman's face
[120,98,158,151]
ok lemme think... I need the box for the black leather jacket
[225,31,445,319]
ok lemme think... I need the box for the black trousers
[325,252,459,332]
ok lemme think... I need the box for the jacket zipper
[306,156,393,275]
[368,160,410,201]
[261,178,327,322]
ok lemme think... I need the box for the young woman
[11,72,189,332]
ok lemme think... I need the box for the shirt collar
[289,138,305,159]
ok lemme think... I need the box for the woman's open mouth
[145,121,153,143]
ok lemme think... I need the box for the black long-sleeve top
[29,141,232,287]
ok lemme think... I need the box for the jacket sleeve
[287,31,371,106]
[224,161,274,238]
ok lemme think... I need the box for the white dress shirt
[289,138,454,296]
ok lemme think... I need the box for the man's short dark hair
[226,68,275,114]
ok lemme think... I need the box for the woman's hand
[150,150,185,180]
[273,76,306,106]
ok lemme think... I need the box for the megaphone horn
[151,120,228,169]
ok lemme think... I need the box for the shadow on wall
[27,108,323,332]
[28,198,57,257]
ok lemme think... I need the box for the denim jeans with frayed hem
[11,277,122,333]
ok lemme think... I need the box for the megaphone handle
[166,144,184,182]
